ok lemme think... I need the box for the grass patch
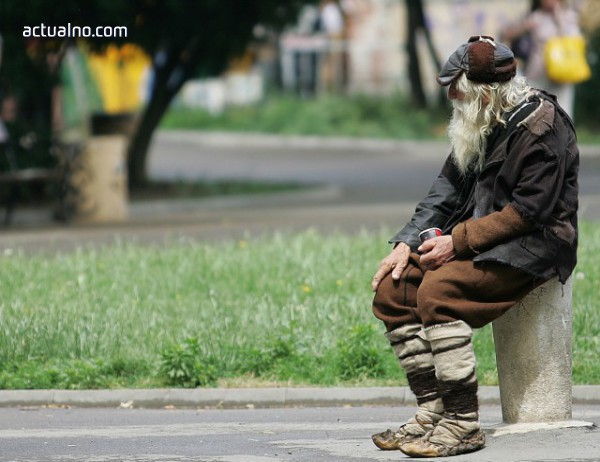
[0,224,598,389]
[162,93,450,140]
[129,179,306,202]
[162,92,600,144]
[571,125,600,145]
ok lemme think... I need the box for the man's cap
[437,35,517,86]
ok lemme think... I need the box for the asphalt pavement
[1,132,600,461]
[2,131,600,251]
[0,404,598,461]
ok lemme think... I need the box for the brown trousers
[373,253,541,331]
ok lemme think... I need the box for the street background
[2,132,600,250]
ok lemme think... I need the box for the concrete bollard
[492,277,573,424]
[68,135,129,223]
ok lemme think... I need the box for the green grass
[129,179,306,202]
[570,221,600,383]
[162,93,450,140]
[162,92,600,144]
[0,224,598,389]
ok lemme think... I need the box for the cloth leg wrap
[422,321,481,447]
[386,324,443,415]
[425,320,479,415]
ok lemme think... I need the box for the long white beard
[447,100,487,175]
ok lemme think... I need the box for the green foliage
[1,0,311,85]
[472,325,499,385]
[570,221,600,384]
[155,322,400,387]
[242,336,297,378]
[160,337,219,388]
[0,0,314,183]
[0,358,151,389]
[0,224,598,389]
[163,93,449,140]
[129,179,304,202]
[335,324,389,380]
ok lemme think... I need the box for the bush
[0,358,151,389]
[159,337,219,387]
[335,323,389,380]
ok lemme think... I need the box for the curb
[1,386,600,409]
[2,184,343,231]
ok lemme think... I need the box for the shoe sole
[399,431,485,457]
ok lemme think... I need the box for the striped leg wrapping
[397,321,485,456]
[386,323,433,374]
[425,320,479,417]
[406,367,440,406]
[386,324,444,414]
[372,324,443,450]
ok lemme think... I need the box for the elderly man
[370,36,578,457]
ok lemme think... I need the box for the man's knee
[373,271,421,329]
[373,272,397,307]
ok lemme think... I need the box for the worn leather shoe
[372,418,436,450]
[398,418,485,458]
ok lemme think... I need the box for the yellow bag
[544,35,592,84]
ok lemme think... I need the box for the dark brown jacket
[391,91,579,283]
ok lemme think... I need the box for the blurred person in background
[501,0,583,118]
[319,0,347,92]
[369,35,578,458]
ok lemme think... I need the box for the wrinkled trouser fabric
[372,252,540,330]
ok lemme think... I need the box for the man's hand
[372,242,411,292]
[418,235,456,270]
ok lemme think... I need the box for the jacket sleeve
[390,155,463,250]
[451,203,535,257]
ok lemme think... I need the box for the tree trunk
[405,0,427,108]
[127,82,177,189]
[126,41,201,189]
[418,4,447,107]
[404,0,446,108]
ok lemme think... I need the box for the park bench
[0,141,68,226]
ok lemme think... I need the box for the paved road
[0,404,598,462]
[149,131,600,208]
[2,132,600,251]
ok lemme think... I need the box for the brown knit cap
[437,35,517,86]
